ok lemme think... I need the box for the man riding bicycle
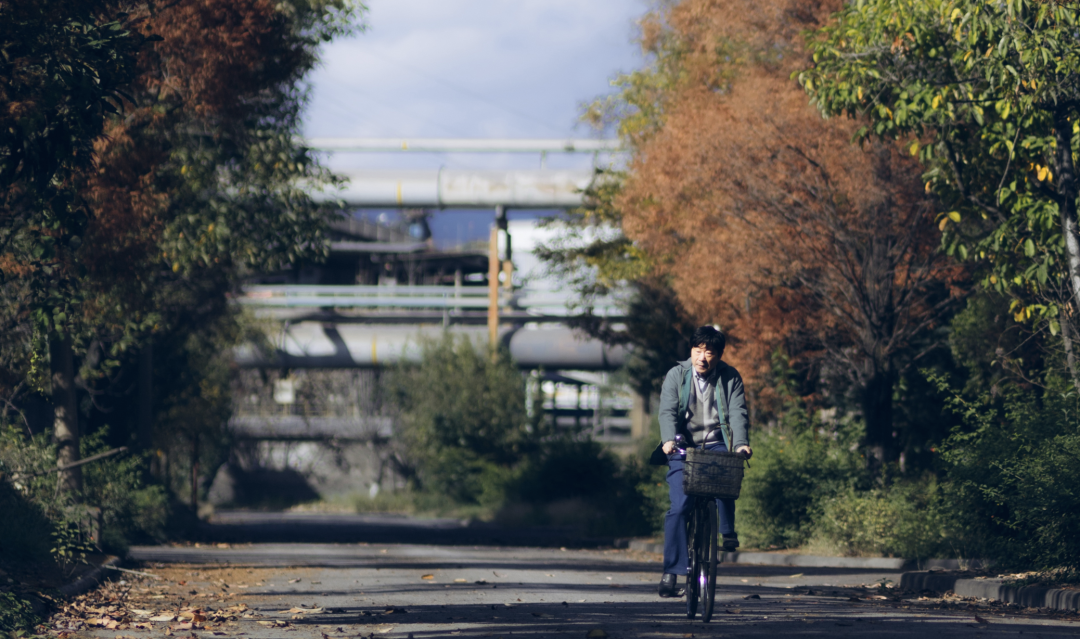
[650,326,752,598]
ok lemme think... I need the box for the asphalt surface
[191,512,614,548]
[104,539,1080,639]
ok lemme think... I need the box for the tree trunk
[1061,309,1080,393]
[190,432,200,514]
[137,342,154,450]
[50,336,81,494]
[1052,108,1080,392]
[862,369,895,467]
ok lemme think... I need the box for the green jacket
[649,359,750,465]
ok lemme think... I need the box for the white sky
[302,0,648,173]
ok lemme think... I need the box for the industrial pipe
[234,323,627,370]
[311,169,596,209]
[306,138,622,154]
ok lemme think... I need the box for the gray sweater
[657,359,750,450]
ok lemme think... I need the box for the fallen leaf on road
[257,620,289,628]
[289,578,302,583]
[474,580,487,585]
[454,579,467,583]
[421,575,434,580]
[789,573,804,578]
[374,624,395,634]
[129,609,153,616]
[744,594,760,600]
[383,608,407,615]
[150,614,175,622]
[279,607,324,614]
[586,630,607,639]
[132,622,152,630]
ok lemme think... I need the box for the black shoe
[722,534,740,552]
[658,573,684,598]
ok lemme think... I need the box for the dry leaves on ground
[50,567,259,633]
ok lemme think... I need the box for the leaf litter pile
[51,564,316,637]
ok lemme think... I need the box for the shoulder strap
[715,368,732,450]
[678,367,692,417]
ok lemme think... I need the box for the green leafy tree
[801,0,1080,387]
[932,372,1080,569]
[1,0,361,495]
[390,335,532,507]
[1,1,152,490]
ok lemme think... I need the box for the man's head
[689,325,726,375]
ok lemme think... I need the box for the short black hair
[690,325,726,354]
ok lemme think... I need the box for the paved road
[104,541,1080,639]
[191,511,615,548]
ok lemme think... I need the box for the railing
[236,285,624,316]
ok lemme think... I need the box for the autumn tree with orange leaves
[1,0,359,491]
[575,0,967,463]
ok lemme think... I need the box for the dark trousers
[663,442,736,575]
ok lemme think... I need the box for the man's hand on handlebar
[662,439,752,458]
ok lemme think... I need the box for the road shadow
[192,511,616,548]
[274,599,1080,638]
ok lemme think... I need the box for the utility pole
[488,205,511,353]
[487,218,500,350]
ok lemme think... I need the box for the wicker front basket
[683,448,745,500]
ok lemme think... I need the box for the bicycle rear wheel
[697,502,719,622]
[685,506,699,619]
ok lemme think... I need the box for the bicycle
[684,490,719,621]
[673,433,746,622]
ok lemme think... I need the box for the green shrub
[737,417,866,549]
[0,425,170,564]
[935,373,1080,570]
[500,438,663,536]
[0,591,38,634]
[0,480,53,565]
[807,479,948,559]
[391,334,532,506]
[81,429,170,552]
[0,426,88,567]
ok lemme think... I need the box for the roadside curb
[624,539,985,571]
[58,556,121,598]
[901,571,1080,613]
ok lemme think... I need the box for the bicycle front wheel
[685,506,699,619]
[697,502,719,622]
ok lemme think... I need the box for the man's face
[691,344,720,375]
